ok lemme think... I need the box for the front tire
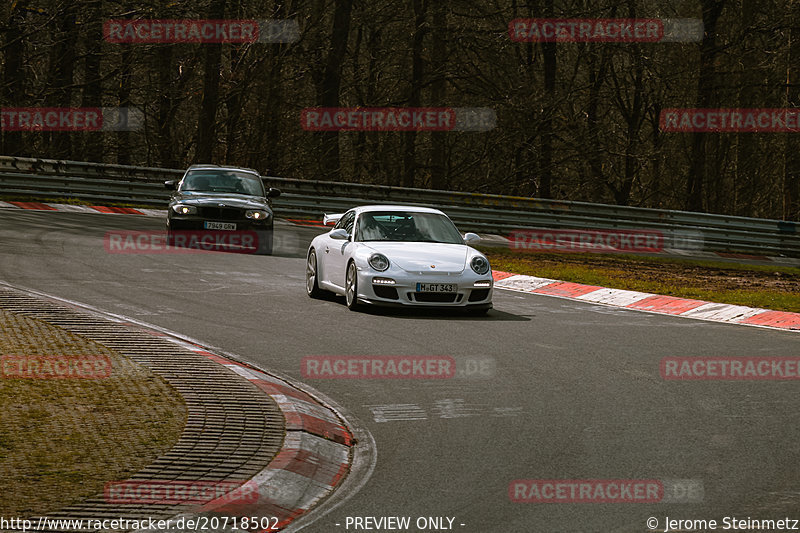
[255,228,273,255]
[345,261,361,311]
[306,249,324,298]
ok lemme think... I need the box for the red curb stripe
[627,295,706,315]
[741,311,800,330]
[268,448,348,486]
[198,351,234,365]
[253,380,318,404]
[90,205,144,215]
[330,461,349,487]
[212,497,302,526]
[282,411,353,446]
[286,218,326,227]
[716,252,770,261]
[533,281,603,298]
[492,270,516,281]
[8,201,57,211]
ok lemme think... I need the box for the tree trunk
[402,0,426,188]
[785,2,800,221]
[686,0,726,212]
[538,0,556,198]
[196,0,227,162]
[429,0,447,190]
[81,0,103,162]
[157,46,176,167]
[1,2,25,156]
[319,0,354,181]
[50,5,78,158]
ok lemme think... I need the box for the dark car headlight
[368,253,390,272]
[245,210,270,220]
[171,205,197,215]
[470,255,490,275]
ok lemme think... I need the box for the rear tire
[306,249,324,298]
[345,261,361,311]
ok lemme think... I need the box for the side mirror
[330,228,350,240]
[165,180,178,190]
[464,232,481,244]
[267,187,281,198]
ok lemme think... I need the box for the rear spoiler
[323,213,344,226]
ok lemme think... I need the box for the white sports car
[305,205,493,314]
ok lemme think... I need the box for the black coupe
[165,165,281,255]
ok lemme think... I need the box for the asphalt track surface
[2,209,799,533]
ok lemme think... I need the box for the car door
[324,210,356,289]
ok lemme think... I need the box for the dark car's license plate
[204,222,236,230]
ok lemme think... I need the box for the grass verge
[0,309,186,516]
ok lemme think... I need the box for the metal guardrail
[1,155,798,257]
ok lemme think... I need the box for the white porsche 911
[305,205,493,314]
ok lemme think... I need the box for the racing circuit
[2,207,799,533]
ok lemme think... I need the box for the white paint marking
[576,287,652,307]
[366,404,428,423]
[681,302,765,322]
[494,275,558,293]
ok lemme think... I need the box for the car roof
[352,205,446,216]
[186,164,261,176]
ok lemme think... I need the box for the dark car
[165,165,281,255]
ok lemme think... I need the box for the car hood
[172,193,268,210]
[364,242,468,273]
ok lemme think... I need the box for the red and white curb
[134,336,354,532]
[0,200,166,216]
[0,281,363,533]
[492,271,800,332]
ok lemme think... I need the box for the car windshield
[356,211,464,244]
[179,171,264,196]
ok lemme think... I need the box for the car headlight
[172,204,197,215]
[470,255,490,275]
[368,253,390,271]
[245,210,270,220]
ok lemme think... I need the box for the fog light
[474,280,492,287]
[373,277,396,285]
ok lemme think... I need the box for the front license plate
[416,283,457,293]
[204,222,236,230]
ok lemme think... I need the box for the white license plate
[204,222,236,230]
[416,283,457,293]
